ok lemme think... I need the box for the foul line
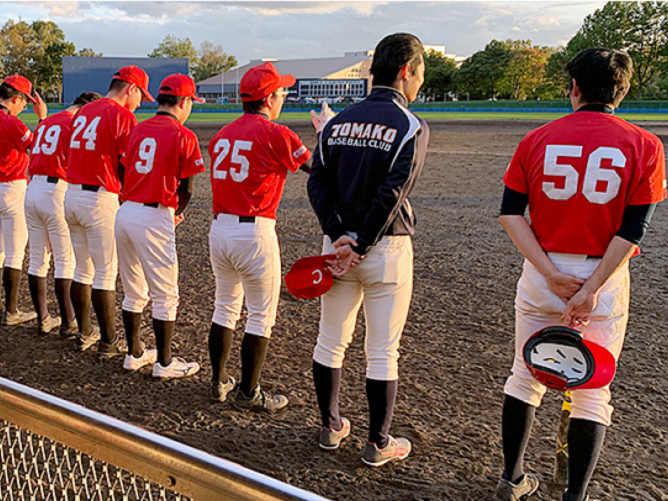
[428,149,513,157]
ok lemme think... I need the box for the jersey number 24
[543,145,626,205]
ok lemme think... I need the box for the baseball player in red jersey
[494,49,667,501]
[207,62,312,410]
[65,66,153,356]
[116,74,205,378]
[0,75,47,325]
[26,92,102,335]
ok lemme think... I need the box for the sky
[3,1,607,65]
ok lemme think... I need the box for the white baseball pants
[504,253,630,426]
[64,185,119,290]
[209,214,280,338]
[25,176,75,279]
[116,201,179,321]
[0,180,28,270]
[313,235,413,381]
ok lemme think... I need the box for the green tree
[149,35,197,67]
[453,40,518,99]
[562,1,668,99]
[497,45,556,100]
[422,50,458,100]
[39,41,75,100]
[192,41,236,82]
[0,20,40,80]
[76,47,103,57]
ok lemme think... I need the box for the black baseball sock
[122,310,143,358]
[28,274,49,321]
[54,278,76,325]
[154,319,175,366]
[71,282,93,335]
[92,289,117,344]
[3,267,23,314]
[501,395,536,484]
[366,378,398,448]
[313,360,342,430]
[208,323,234,383]
[564,418,606,501]
[240,333,269,396]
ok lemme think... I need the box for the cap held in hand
[523,326,616,391]
[284,254,336,299]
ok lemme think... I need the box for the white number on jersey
[135,137,157,174]
[212,139,252,182]
[70,116,101,151]
[542,145,626,204]
[32,125,62,156]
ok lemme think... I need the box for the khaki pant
[25,176,74,279]
[504,253,630,426]
[64,185,119,290]
[209,214,280,338]
[313,235,413,381]
[116,201,179,321]
[0,180,28,270]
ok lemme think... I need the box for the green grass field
[18,110,668,126]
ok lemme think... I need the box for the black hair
[108,78,130,93]
[241,89,282,113]
[157,94,187,106]
[565,48,633,107]
[73,92,102,106]
[370,33,424,87]
[0,82,30,102]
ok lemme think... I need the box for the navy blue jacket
[307,87,429,255]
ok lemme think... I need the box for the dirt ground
[1,119,668,501]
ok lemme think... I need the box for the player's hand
[326,245,361,277]
[174,214,184,227]
[33,92,48,121]
[546,271,586,303]
[310,102,336,134]
[562,287,597,327]
[332,235,357,249]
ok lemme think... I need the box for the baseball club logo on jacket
[327,122,398,151]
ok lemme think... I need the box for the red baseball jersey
[67,98,138,194]
[209,113,311,219]
[121,114,205,209]
[28,109,75,180]
[504,111,667,256]
[0,110,33,182]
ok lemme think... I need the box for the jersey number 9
[135,137,157,174]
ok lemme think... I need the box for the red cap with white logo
[3,75,37,104]
[284,254,336,299]
[240,62,295,102]
[158,73,204,103]
[112,66,155,102]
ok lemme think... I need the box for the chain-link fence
[0,420,191,501]
[0,378,328,501]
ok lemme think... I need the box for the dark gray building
[62,56,189,104]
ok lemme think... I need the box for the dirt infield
[1,119,668,501]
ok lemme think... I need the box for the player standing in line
[207,62,312,410]
[494,48,666,501]
[116,74,205,379]
[65,66,153,356]
[26,92,102,335]
[307,33,429,466]
[0,75,47,325]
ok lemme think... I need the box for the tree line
[1,1,666,103]
[423,1,668,101]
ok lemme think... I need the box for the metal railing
[0,378,330,501]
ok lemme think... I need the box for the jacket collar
[368,86,408,107]
[576,104,614,114]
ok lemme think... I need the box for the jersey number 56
[543,145,626,204]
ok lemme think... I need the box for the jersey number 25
[543,145,626,205]
[211,139,252,182]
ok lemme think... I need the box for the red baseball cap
[3,75,37,104]
[240,62,296,102]
[284,254,336,299]
[112,65,155,102]
[158,73,204,103]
